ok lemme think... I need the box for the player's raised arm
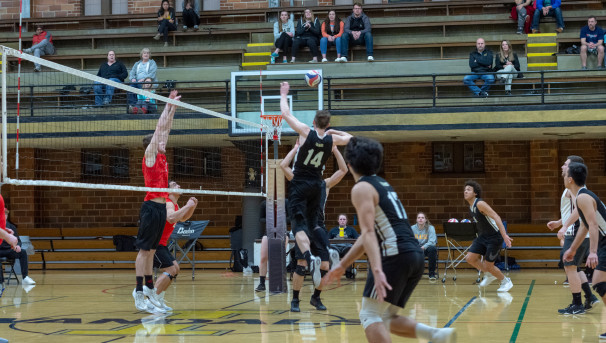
[326,129,353,146]
[325,145,348,189]
[279,139,300,181]
[145,90,181,167]
[280,82,310,138]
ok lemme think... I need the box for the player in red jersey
[153,180,198,311]
[133,89,181,313]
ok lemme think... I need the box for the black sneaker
[599,332,606,340]
[255,283,266,292]
[429,273,437,281]
[585,294,600,311]
[558,303,585,315]
[290,299,300,312]
[310,295,327,311]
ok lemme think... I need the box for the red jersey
[32,31,53,45]
[143,153,168,201]
[159,199,179,246]
[0,195,6,246]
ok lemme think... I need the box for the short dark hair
[338,213,347,219]
[589,16,597,21]
[353,2,362,8]
[36,25,44,31]
[464,180,482,198]
[143,133,153,149]
[567,162,587,187]
[567,155,584,164]
[314,110,331,129]
[345,136,383,176]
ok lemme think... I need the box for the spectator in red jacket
[23,25,55,72]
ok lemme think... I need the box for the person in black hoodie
[463,38,494,97]
[93,50,128,106]
[337,2,374,63]
[154,0,177,47]
[290,8,321,63]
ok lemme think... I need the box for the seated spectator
[494,40,521,96]
[94,50,128,106]
[181,0,199,32]
[531,0,564,34]
[154,0,177,47]
[411,212,438,281]
[127,48,158,112]
[290,8,321,63]
[328,214,359,239]
[133,78,157,114]
[272,10,295,64]
[463,38,494,97]
[337,3,373,63]
[580,16,604,70]
[0,208,35,286]
[320,10,344,63]
[512,0,534,34]
[23,25,55,72]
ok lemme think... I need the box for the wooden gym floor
[0,269,603,342]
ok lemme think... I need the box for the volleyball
[461,219,471,223]
[448,218,459,223]
[304,70,322,87]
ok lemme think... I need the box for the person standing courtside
[133,90,181,314]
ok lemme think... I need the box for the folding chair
[168,220,209,281]
[0,256,19,285]
[441,222,478,283]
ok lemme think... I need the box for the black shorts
[596,234,606,272]
[153,245,176,269]
[136,200,167,251]
[562,235,589,267]
[295,228,330,262]
[363,251,423,308]
[469,233,503,262]
[288,177,322,236]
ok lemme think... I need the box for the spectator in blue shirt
[580,16,604,70]
[531,0,565,34]
[411,212,438,281]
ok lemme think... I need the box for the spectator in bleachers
[531,0,564,34]
[0,208,36,286]
[134,78,157,114]
[337,3,373,63]
[320,10,344,63]
[272,11,295,64]
[94,50,128,107]
[463,38,494,97]
[328,214,359,239]
[23,25,55,72]
[290,8,321,63]
[127,48,158,112]
[154,0,177,47]
[181,0,199,32]
[580,16,604,70]
[411,212,438,281]
[494,40,521,96]
[512,0,534,34]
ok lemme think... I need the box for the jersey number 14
[303,149,324,168]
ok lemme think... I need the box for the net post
[267,158,286,293]
[1,47,6,182]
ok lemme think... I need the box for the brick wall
[33,0,81,18]
[129,0,164,15]
[220,0,268,11]
[0,0,20,21]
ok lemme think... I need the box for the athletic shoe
[193,25,199,31]
[599,332,606,340]
[143,287,164,309]
[321,58,328,62]
[23,48,32,54]
[429,273,437,281]
[367,56,374,62]
[334,57,342,62]
[431,327,457,343]
[34,68,41,72]
[255,283,266,292]
[153,33,161,40]
[133,288,148,312]
[340,57,348,62]
[310,295,327,310]
[558,303,585,315]
[290,298,300,312]
[497,277,513,292]
[310,256,322,288]
[182,25,188,32]
[22,276,36,285]
[270,52,280,58]
[555,27,563,33]
[563,278,569,285]
[585,294,600,311]
[164,42,169,47]
[157,291,172,312]
[479,274,497,287]
[329,248,340,269]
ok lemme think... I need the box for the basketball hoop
[260,114,283,142]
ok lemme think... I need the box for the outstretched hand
[372,269,392,302]
[321,264,345,288]
[280,82,290,96]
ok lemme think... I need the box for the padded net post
[266,159,286,293]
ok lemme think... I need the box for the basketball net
[260,114,283,142]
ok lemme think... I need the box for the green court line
[509,280,535,342]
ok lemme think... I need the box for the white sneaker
[334,57,342,62]
[329,248,340,269]
[22,276,36,285]
[146,299,166,314]
[367,56,374,62]
[497,277,513,292]
[310,255,322,288]
[157,291,173,311]
[340,57,348,63]
[133,288,148,312]
[321,58,328,62]
[431,327,457,343]
[143,287,164,309]
[479,274,497,287]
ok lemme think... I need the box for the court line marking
[509,279,535,343]
[443,296,477,328]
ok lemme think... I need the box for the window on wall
[81,149,130,181]
[433,142,484,173]
[84,0,128,15]
[174,147,222,178]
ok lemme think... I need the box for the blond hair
[499,40,514,64]
[302,8,315,23]
[140,47,151,59]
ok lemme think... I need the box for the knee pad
[593,282,606,297]
[163,271,176,281]
[295,265,306,276]
[359,297,389,330]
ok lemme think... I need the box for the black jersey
[469,198,500,236]
[317,180,327,229]
[358,175,419,257]
[576,188,606,236]
[292,130,333,179]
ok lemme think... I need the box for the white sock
[415,323,436,340]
